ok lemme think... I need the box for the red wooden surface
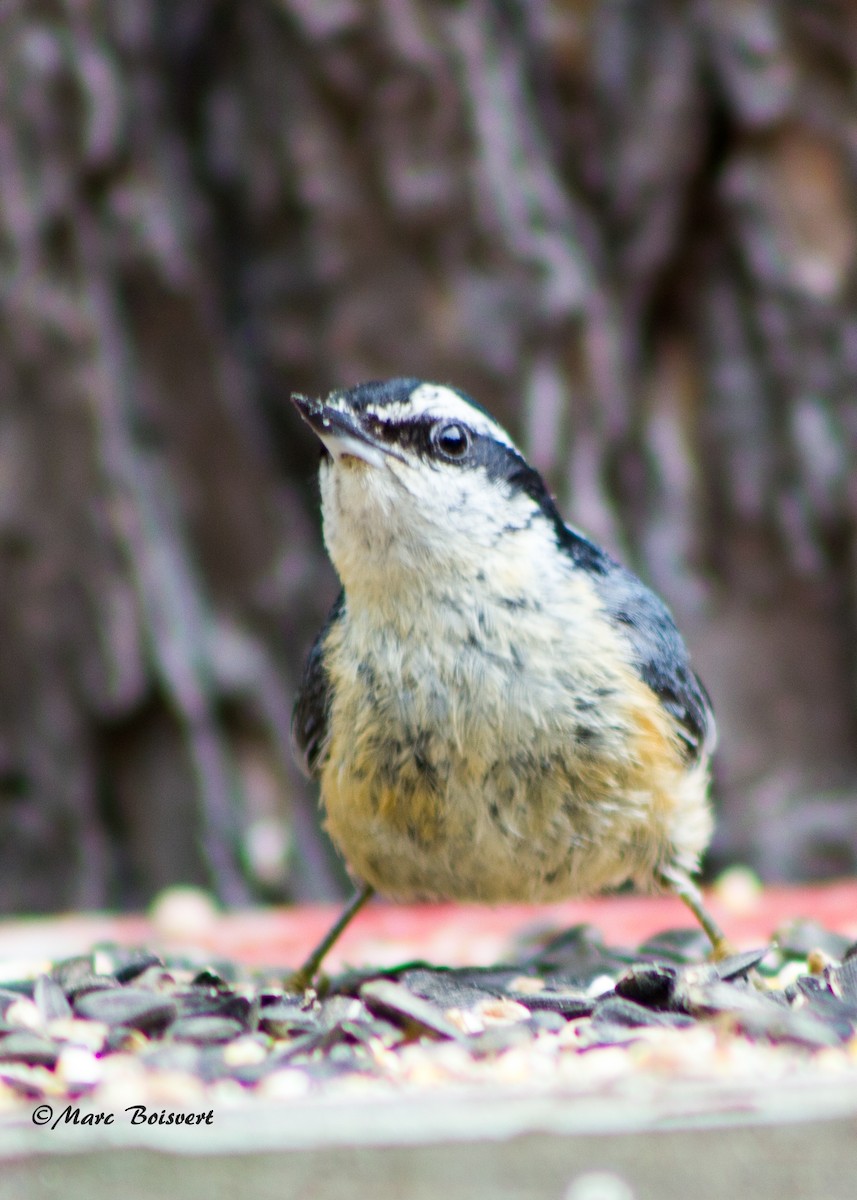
[0,880,855,974]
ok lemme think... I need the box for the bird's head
[292,378,559,593]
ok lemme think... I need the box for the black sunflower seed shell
[614,963,678,1008]
[73,987,178,1032]
[397,968,503,1010]
[593,995,695,1030]
[791,989,857,1040]
[173,990,253,1027]
[506,990,594,1017]
[0,1033,62,1067]
[63,975,122,1002]
[169,1015,245,1044]
[775,919,854,961]
[0,989,31,1016]
[712,948,768,981]
[33,975,73,1022]
[259,1004,321,1038]
[636,928,712,963]
[828,955,857,1002]
[50,956,95,991]
[112,951,165,984]
[359,979,463,1040]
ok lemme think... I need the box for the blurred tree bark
[1,0,856,911]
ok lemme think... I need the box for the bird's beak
[291,393,392,468]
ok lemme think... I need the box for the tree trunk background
[1,0,856,912]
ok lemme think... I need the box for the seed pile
[1,919,857,1112]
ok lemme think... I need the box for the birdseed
[0,916,855,1115]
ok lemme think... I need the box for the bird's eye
[431,421,471,460]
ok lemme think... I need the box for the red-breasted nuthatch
[290,379,725,985]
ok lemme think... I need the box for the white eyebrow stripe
[361,383,517,448]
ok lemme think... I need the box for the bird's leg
[659,866,734,960]
[286,882,375,992]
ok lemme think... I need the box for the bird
[288,377,726,987]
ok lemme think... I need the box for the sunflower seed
[775,919,853,961]
[828,955,857,1001]
[169,1016,245,1044]
[614,963,677,1008]
[397,968,502,1010]
[359,979,463,1040]
[258,1003,320,1038]
[73,988,178,1032]
[712,948,768,981]
[33,975,73,1022]
[593,996,694,1030]
[0,1032,61,1067]
[636,928,711,962]
[507,989,594,1017]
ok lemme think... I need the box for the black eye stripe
[360,415,531,483]
[363,414,474,461]
[364,415,432,449]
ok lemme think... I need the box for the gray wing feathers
[595,565,715,760]
[291,590,344,779]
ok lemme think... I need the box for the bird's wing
[549,513,715,760]
[291,590,345,779]
[595,562,715,760]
